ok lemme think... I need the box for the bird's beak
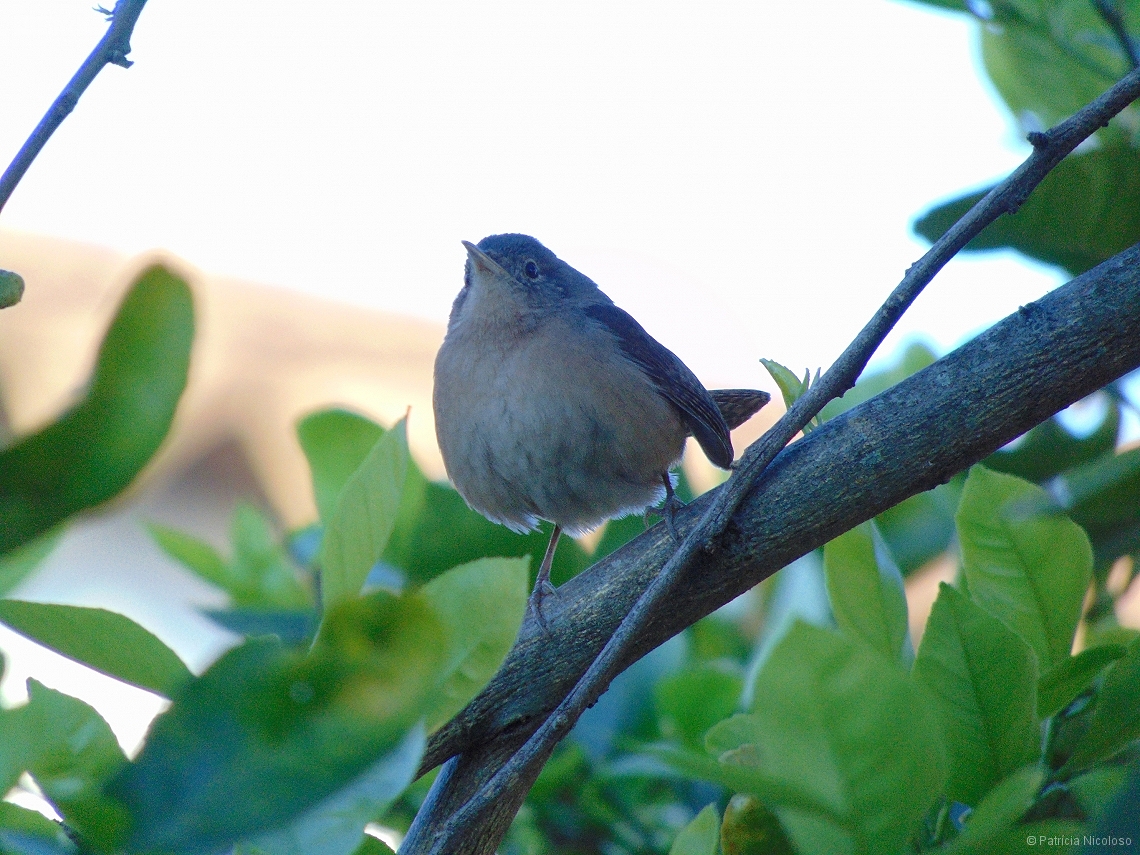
[462,240,509,276]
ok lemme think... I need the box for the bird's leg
[529,524,562,630]
[643,473,686,541]
[652,472,685,542]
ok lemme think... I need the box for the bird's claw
[528,578,559,632]
[644,494,685,542]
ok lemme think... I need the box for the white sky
[0,0,1064,391]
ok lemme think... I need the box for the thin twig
[417,64,1140,853]
[1094,0,1140,70]
[0,0,151,215]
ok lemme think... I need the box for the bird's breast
[433,312,687,533]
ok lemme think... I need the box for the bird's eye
[523,260,540,279]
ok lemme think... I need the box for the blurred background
[1,0,1139,819]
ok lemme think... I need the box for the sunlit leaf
[913,584,1038,806]
[109,590,445,854]
[236,726,424,855]
[1037,643,1126,720]
[759,359,808,412]
[0,600,192,697]
[298,410,384,526]
[823,522,910,661]
[0,266,194,556]
[7,681,129,844]
[720,622,946,853]
[415,557,528,731]
[320,419,409,612]
[668,803,719,855]
[1065,637,1140,771]
[956,466,1092,670]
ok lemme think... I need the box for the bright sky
[0,0,1063,391]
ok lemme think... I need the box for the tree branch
[0,0,150,215]
[406,242,1140,853]
[1094,0,1140,71]
[401,65,1140,855]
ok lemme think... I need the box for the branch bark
[401,65,1140,855]
[0,0,150,215]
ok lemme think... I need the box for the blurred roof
[0,228,446,530]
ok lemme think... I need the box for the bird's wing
[583,303,734,469]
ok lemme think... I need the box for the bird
[433,234,769,624]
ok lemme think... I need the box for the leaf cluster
[0,286,537,853]
[912,0,1140,275]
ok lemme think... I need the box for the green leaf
[0,530,60,597]
[992,442,1140,572]
[874,478,964,577]
[229,503,313,609]
[349,836,396,855]
[823,522,910,661]
[0,266,194,556]
[7,681,129,842]
[914,148,1140,276]
[109,590,445,854]
[913,584,1039,806]
[1065,637,1140,771]
[1054,445,1140,571]
[956,466,1093,670]
[669,804,720,855]
[944,765,1044,854]
[721,622,946,854]
[718,793,795,855]
[203,608,317,645]
[382,460,590,588]
[1037,643,1126,720]
[319,419,409,611]
[656,741,834,818]
[0,269,24,309]
[980,5,1135,145]
[148,523,230,589]
[151,506,312,610]
[0,600,193,697]
[236,725,423,855]
[759,359,808,412]
[655,664,744,750]
[903,0,968,11]
[0,802,77,854]
[415,556,529,731]
[298,410,384,526]
[985,402,1120,484]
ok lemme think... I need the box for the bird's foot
[528,577,559,632]
[645,473,685,543]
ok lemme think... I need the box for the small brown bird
[433,234,768,620]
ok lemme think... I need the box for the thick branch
[403,243,1140,853]
[401,65,1140,854]
[0,0,150,215]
